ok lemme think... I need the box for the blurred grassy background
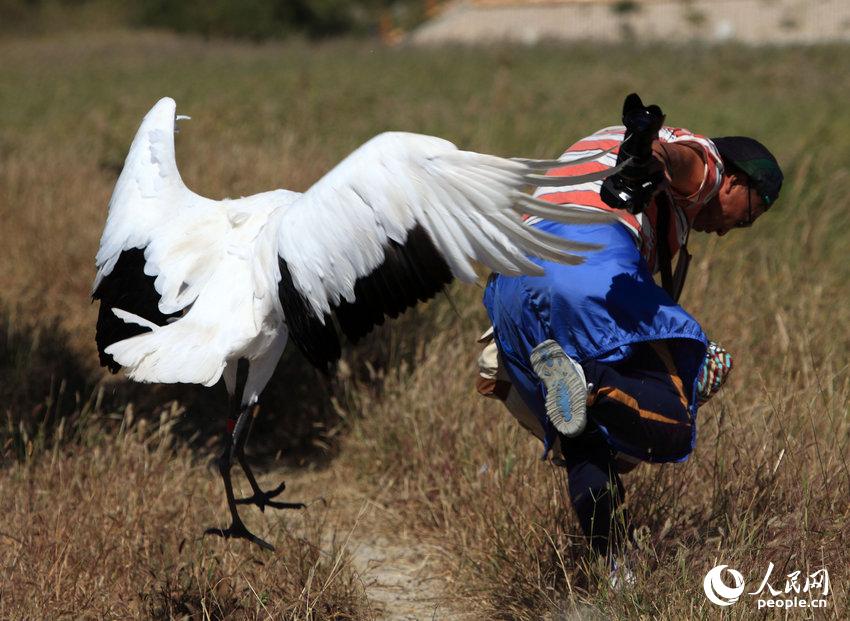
[0,0,431,39]
[1,27,848,619]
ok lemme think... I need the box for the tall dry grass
[1,31,848,618]
[1,406,370,619]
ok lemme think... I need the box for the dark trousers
[561,342,692,556]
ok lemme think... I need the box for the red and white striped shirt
[528,126,724,272]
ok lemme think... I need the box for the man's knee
[654,393,693,459]
[666,420,693,460]
[643,415,692,462]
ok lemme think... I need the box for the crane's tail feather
[104,316,225,387]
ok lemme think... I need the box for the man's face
[691,173,767,236]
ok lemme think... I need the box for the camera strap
[656,193,675,296]
[671,239,691,303]
[654,192,690,303]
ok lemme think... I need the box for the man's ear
[719,173,736,197]
[727,171,748,188]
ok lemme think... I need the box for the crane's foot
[235,481,306,512]
[204,520,275,551]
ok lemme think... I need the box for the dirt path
[283,469,468,620]
[411,0,850,46]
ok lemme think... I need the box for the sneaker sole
[530,340,587,437]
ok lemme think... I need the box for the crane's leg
[234,408,305,512]
[204,405,277,551]
[205,358,304,551]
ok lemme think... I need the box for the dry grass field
[1,30,848,619]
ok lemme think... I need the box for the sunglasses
[735,181,756,228]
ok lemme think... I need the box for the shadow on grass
[1,311,94,462]
[141,569,243,621]
[0,310,342,468]
[1,303,441,470]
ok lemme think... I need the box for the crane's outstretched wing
[91,97,229,372]
[272,132,621,373]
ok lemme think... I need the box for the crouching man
[477,95,783,565]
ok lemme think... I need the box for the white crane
[92,97,621,549]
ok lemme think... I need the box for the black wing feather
[334,224,452,343]
[277,257,342,376]
[92,248,177,373]
[281,224,453,373]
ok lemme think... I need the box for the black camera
[600,94,665,215]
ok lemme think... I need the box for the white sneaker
[530,339,587,437]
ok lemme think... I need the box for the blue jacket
[483,219,708,460]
